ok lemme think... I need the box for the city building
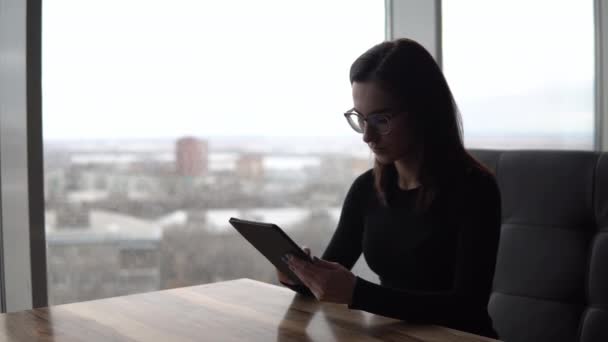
[175,137,208,177]
[236,153,264,180]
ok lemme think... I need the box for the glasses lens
[345,113,364,133]
[368,115,390,134]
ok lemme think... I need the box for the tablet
[228,217,311,286]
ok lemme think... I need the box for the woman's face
[351,81,415,164]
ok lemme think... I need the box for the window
[442,0,595,150]
[43,0,384,305]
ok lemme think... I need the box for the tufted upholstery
[469,150,608,342]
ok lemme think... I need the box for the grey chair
[469,150,608,342]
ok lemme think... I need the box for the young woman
[278,38,501,339]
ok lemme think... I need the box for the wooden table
[0,279,499,341]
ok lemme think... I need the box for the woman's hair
[349,38,489,210]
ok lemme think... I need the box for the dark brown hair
[349,38,489,210]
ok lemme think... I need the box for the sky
[442,0,595,140]
[42,0,384,140]
[42,0,595,146]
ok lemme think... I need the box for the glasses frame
[343,109,396,135]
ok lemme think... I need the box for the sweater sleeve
[348,172,501,326]
[320,171,369,269]
[281,170,371,296]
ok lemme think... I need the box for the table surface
[0,278,500,341]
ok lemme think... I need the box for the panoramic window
[43,0,384,305]
[443,0,595,150]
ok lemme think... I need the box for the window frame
[386,0,443,64]
[0,0,46,312]
[596,0,608,150]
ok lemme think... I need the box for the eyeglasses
[343,109,395,135]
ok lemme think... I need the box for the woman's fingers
[289,263,317,292]
[288,255,327,296]
[301,246,312,261]
[312,257,341,269]
[285,254,356,304]
[277,269,296,285]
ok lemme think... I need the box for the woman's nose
[362,125,378,144]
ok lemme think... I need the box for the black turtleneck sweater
[283,167,501,338]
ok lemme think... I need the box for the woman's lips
[371,147,385,154]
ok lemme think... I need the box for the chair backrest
[469,150,608,342]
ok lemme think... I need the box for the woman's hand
[285,254,356,305]
[277,247,311,286]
